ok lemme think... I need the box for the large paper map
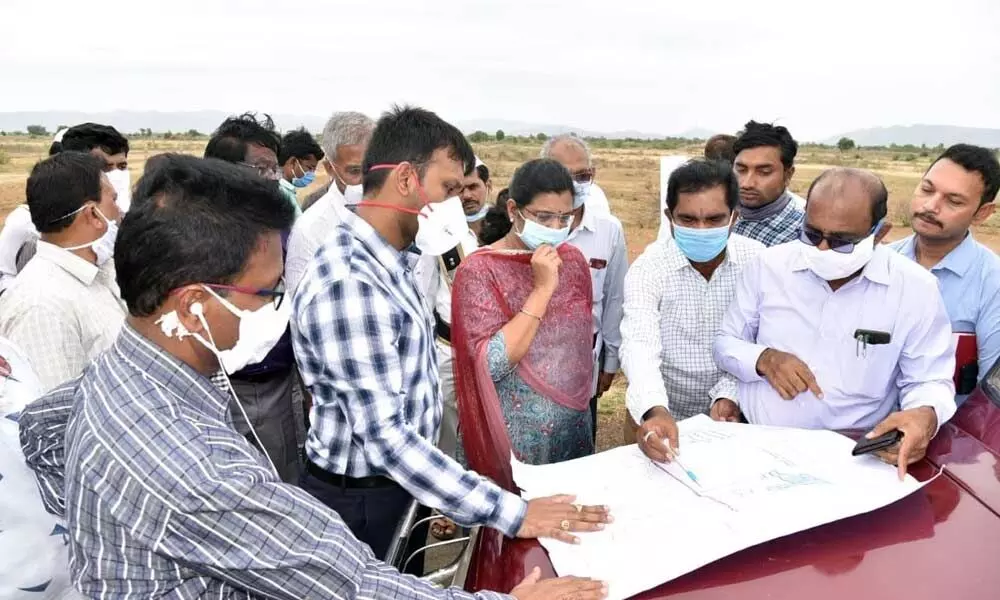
[511,415,935,600]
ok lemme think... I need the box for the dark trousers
[229,368,301,483]
[591,344,607,444]
[299,467,431,575]
[590,395,599,444]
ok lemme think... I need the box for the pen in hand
[667,446,700,487]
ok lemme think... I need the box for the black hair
[204,112,281,163]
[930,144,1000,206]
[807,168,888,228]
[480,187,511,245]
[475,163,490,183]
[278,128,325,166]
[666,159,739,214]
[362,105,475,195]
[26,151,106,234]
[61,123,129,156]
[733,121,798,168]
[115,154,296,317]
[704,134,737,164]
[47,141,62,156]
[479,160,574,242]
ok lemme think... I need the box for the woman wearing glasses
[451,158,595,484]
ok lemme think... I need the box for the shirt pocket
[834,331,900,398]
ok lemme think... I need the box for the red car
[454,358,1000,599]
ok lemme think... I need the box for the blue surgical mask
[466,204,489,223]
[516,210,570,250]
[672,216,733,263]
[291,170,315,188]
[572,181,591,209]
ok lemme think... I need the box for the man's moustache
[915,213,943,227]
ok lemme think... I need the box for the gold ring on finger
[560,519,571,531]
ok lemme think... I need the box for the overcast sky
[2,0,998,140]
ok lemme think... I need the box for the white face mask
[156,286,291,375]
[105,168,131,213]
[343,184,364,205]
[414,196,472,256]
[572,181,592,209]
[801,233,878,281]
[65,206,118,266]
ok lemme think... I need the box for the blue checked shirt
[19,325,509,599]
[291,205,526,537]
[732,192,806,248]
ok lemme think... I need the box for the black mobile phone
[851,429,903,456]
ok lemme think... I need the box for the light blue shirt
[890,233,1000,380]
[713,242,957,432]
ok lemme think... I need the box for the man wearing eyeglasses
[286,112,375,293]
[713,168,956,479]
[205,113,304,483]
[541,134,628,441]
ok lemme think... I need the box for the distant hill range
[0,111,680,140]
[823,125,1000,148]
[0,111,996,147]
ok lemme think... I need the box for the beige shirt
[0,241,126,392]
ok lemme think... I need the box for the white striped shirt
[19,325,509,600]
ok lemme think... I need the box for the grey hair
[539,133,592,167]
[320,112,375,161]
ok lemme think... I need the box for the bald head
[541,134,593,182]
[806,168,888,233]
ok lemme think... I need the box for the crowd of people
[0,105,998,599]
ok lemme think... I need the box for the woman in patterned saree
[452,159,594,487]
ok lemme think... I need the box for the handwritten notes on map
[511,415,934,600]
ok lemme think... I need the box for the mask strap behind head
[355,163,426,215]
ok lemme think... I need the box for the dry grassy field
[3,135,998,451]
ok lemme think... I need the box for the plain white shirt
[566,207,628,377]
[0,205,38,292]
[0,241,126,392]
[286,185,346,293]
[621,234,764,423]
[714,242,957,432]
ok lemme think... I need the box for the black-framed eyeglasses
[798,223,878,254]
[570,169,595,184]
[203,278,287,309]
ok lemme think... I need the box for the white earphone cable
[198,312,279,476]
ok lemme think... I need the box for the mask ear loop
[194,310,279,476]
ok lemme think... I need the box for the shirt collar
[663,238,693,272]
[113,324,232,422]
[35,240,99,285]
[577,205,597,233]
[931,232,977,277]
[336,203,412,277]
[789,241,892,286]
